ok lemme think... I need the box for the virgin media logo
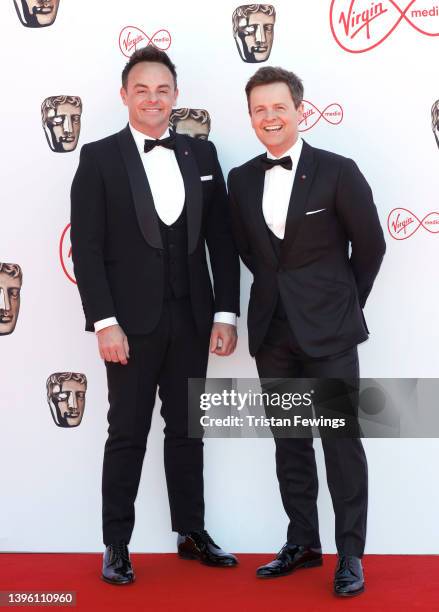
[119,26,172,58]
[60,223,76,284]
[299,100,343,131]
[387,207,439,240]
[330,0,439,53]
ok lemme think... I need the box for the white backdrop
[1,0,438,553]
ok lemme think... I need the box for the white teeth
[264,126,282,131]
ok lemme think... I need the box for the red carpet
[1,554,438,611]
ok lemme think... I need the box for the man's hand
[209,323,237,356]
[97,324,130,365]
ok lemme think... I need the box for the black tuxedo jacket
[228,140,386,358]
[70,125,240,336]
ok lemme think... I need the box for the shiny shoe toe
[102,543,135,585]
[178,530,238,567]
[256,544,322,578]
[334,555,364,597]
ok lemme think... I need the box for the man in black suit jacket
[228,67,385,597]
[70,47,240,584]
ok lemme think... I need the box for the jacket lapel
[248,156,278,268]
[174,134,202,255]
[280,140,317,262]
[116,124,163,249]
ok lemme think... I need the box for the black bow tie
[260,155,293,171]
[144,133,176,153]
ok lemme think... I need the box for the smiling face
[48,378,86,428]
[0,271,21,336]
[14,0,60,27]
[120,61,178,139]
[249,81,303,157]
[235,10,275,63]
[44,101,82,152]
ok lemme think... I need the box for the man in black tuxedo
[228,67,385,597]
[70,47,240,584]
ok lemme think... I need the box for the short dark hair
[245,66,304,112]
[121,47,177,90]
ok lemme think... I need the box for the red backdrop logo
[299,100,343,131]
[387,208,439,239]
[330,0,439,53]
[119,26,172,57]
[60,223,76,284]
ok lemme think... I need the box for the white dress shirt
[262,137,303,239]
[131,124,186,225]
[94,124,236,332]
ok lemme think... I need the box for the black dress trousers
[102,296,210,545]
[255,305,368,558]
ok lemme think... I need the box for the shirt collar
[266,136,303,166]
[129,123,171,155]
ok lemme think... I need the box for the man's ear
[120,86,128,106]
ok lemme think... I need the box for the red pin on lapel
[184,150,189,156]
[301,174,307,180]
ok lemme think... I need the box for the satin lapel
[280,141,317,262]
[248,155,278,268]
[116,125,162,249]
[174,134,202,255]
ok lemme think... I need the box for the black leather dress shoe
[256,544,322,578]
[101,543,135,585]
[334,555,364,597]
[177,530,238,567]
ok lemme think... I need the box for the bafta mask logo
[0,263,22,336]
[47,372,87,428]
[13,0,60,28]
[432,99,439,149]
[169,108,211,140]
[41,96,82,153]
[232,4,276,63]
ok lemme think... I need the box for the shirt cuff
[94,317,118,333]
[214,312,237,326]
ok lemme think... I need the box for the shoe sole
[101,574,136,585]
[334,586,365,597]
[178,552,238,567]
[256,557,323,579]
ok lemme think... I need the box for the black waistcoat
[157,207,190,299]
[267,226,287,320]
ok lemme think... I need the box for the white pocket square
[306,208,326,215]
[200,175,213,182]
